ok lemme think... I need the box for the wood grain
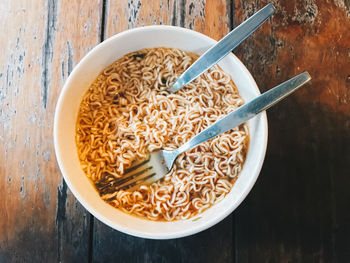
[0,0,102,261]
[104,0,231,40]
[1,0,349,262]
[104,0,175,37]
[233,0,350,262]
[93,215,234,263]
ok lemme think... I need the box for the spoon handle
[168,3,275,93]
[175,72,311,156]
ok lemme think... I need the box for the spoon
[168,3,275,93]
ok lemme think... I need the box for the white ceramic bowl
[54,25,268,239]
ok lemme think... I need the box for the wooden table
[1,0,349,262]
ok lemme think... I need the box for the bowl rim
[54,25,268,239]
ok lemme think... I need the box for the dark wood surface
[1,0,349,262]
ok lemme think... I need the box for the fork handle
[174,72,311,156]
[168,3,275,93]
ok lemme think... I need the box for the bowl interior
[54,26,267,239]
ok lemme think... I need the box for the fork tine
[95,158,151,192]
[111,158,150,184]
[119,151,170,190]
[97,151,170,193]
[110,156,157,190]
[115,169,156,190]
[114,166,153,186]
[97,166,156,193]
[124,157,150,174]
[118,172,156,191]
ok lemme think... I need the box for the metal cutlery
[96,72,311,193]
[168,3,275,93]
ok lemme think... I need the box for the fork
[96,72,311,194]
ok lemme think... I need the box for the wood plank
[0,0,102,261]
[104,0,231,40]
[234,0,350,261]
[104,0,175,37]
[93,215,233,263]
[92,0,234,262]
